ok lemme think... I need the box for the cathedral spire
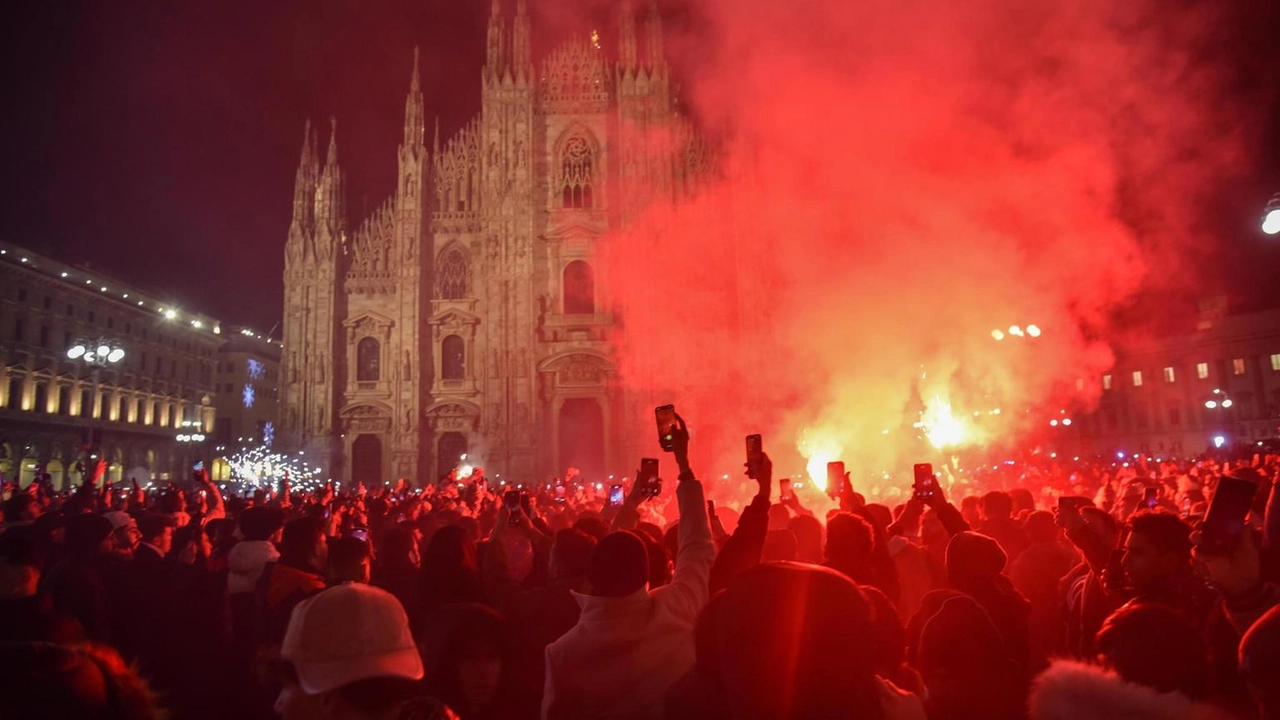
[433,117,441,156]
[646,0,664,68]
[512,0,531,75]
[315,117,345,238]
[486,0,506,76]
[325,117,339,166]
[289,118,318,246]
[403,46,425,148]
[619,1,637,71]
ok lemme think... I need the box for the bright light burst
[915,397,968,449]
[798,428,843,491]
[226,445,323,489]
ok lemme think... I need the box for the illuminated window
[357,337,381,382]
[1163,367,1175,383]
[560,135,595,210]
[563,261,595,315]
[1196,362,1209,379]
[437,248,469,300]
[1271,354,1280,372]
[442,335,466,380]
[1102,374,1112,391]
[1233,358,1246,376]
[1132,371,1143,387]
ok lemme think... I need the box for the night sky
[1,0,1278,333]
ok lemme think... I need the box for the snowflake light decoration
[243,383,256,409]
[263,422,275,448]
[247,359,266,380]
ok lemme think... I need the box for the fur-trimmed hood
[1030,661,1231,720]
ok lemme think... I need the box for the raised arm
[709,452,772,594]
[661,414,714,622]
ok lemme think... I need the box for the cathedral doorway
[437,432,467,483]
[351,435,382,484]
[558,398,604,480]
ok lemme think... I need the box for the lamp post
[1263,193,1280,236]
[66,338,126,481]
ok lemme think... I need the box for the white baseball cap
[281,583,424,694]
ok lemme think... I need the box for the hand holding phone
[636,458,662,499]
[780,478,795,503]
[745,434,763,479]
[656,405,678,452]
[826,462,846,500]
[1198,475,1257,557]
[911,463,936,503]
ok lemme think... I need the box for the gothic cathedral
[280,1,711,484]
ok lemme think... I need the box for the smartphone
[1058,495,1091,514]
[1143,486,1159,509]
[519,493,533,516]
[911,463,935,502]
[554,485,567,503]
[348,527,369,543]
[826,461,845,499]
[639,457,662,497]
[779,478,794,503]
[608,484,625,507]
[655,405,677,452]
[1199,475,1257,557]
[192,461,204,472]
[745,434,763,478]
[503,490,520,512]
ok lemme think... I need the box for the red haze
[590,0,1249,502]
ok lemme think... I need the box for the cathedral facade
[280,1,710,484]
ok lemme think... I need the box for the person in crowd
[0,641,166,720]
[275,582,454,720]
[681,561,925,719]
[1010,510,1078,667]
[373,522,427,635]
[1240,604,1280,720]
[258,515,329,646]
[977,491,1030,562]
[230,505,285,594]
[329,536,372,584]
[420,603,521,719]
[788,513,824,564]
[945,530,1032,672]
[135,513,175,562]
[542,414,714,720]
[1030,604,1224,720]
[421,524,483,615]
[917,593,1025,720]
[1058,504,1122,659]
[0,528,82,643]
[103,510,140,559]
[40,513,116,643]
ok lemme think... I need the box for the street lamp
[1203,388,1233,410]
[67,338,127,367]
[66,337,126,482]
[1263,193,1280,236]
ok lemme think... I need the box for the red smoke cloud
[596,0,1247,502]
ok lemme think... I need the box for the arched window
[442,335,466,380]
[357,337,380,382]
[438,248,469,300]
[560,135,595,209]
[563,261,595,315]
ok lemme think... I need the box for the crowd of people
[2,413,1280,720]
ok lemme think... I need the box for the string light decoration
[226,445,323,490]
